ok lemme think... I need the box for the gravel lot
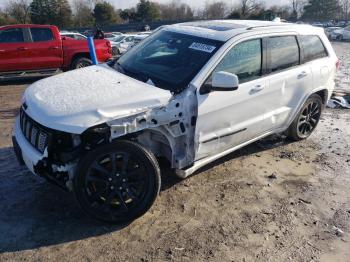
[0,42,349,262]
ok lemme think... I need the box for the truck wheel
[286,94,323,141]
[71,57,93,70]
[73,140,161,224]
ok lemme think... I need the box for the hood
[24,65,172,134]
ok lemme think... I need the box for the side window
[268,36,299,73]
[299,35,328,62]
[30,28,54,42]
[0,28,24,43]
[207,39,262,85]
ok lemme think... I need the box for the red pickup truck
[0,24,112,76]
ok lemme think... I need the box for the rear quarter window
[299,35,328,62]
[267,36,300,73]
[30,28,54,42]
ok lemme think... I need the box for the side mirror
[212,71,239,91]
[62,36,67,40]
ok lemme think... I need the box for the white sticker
[189,42,216,53]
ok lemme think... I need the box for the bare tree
[239,0,262,18]
[159,0,194,21]
[202,1,228,19]
[340,0,350,20]
[6,0,31,24]
[290,0,307,20]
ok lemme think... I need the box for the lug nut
[122,179,126,182]
[119,187,122,190]
[108,177,112,181]
[110,186,114,190]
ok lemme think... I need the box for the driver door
[195,38,271,160]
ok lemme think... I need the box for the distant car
[105,33,120,40]
[0,24,112,76]
[138,31,152,35]
[61,32,87,40]
[324,27,342,39]
[117,34,137,54]
[312,22,324,27]
[109,35,127,56]
[332,25,350,41]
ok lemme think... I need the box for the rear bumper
[13,117,45,175]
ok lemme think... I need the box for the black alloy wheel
[287,94,323,141]
[74,140,161,224]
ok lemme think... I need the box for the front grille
[19,108,50,153]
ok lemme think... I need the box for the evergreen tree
[93,1,119,26]
[302,0,341,21]
[136,0,160,22]
[30,0,72,27]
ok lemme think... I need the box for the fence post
[87,37,98,65]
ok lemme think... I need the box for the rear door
[26,27,63,69]
[262,35,313,130]
[0,27,28,72]
[299,35,331,92]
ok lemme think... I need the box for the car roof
[164,20,324,42]
[0,24,57,30]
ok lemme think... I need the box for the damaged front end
[14,86,198,191]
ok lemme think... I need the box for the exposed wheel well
[314,89,328,105]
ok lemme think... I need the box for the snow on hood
[24,65,172,134]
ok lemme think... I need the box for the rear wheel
[71,57,93,70]
[287,94,323,141]
[74,140,161,224]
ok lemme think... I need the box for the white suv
[13,20,339,223]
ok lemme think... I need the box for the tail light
[106,40,112,54]
[336,59,341,71]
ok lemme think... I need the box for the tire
[73,140,161,224]
[71,57,93,70]
[337,35,343,41]
[286,94,323,141]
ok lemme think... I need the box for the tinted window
[268,36,299,72]
[0,28,24,43]
[300,35,328,62]
[30,28,54,42]
[208,39,262,84]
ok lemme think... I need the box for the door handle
[17,47,28,51]
[251,85,265,92]
[0,50,5,53]
[298,71,308,79]
[49,46,59,50]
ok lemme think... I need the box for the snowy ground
[0,42,349,262]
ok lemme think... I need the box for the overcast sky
[1,0,290,10]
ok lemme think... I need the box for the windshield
[116,29,224,92]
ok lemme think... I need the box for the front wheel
[73,140,161,224]
[286,94,323,141]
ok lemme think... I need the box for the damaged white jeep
[13,20,338,223]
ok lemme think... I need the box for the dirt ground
[0,42,349,262]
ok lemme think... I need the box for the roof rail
[246,24,293,30]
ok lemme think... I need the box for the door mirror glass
[212,71,239,91]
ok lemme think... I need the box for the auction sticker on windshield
[189,42,216,53]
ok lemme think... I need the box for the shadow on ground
[0,75,51,86]
[0,134,291,253]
